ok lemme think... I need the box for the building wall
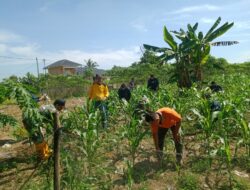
[48,66,64,75]
[48,66,76,75]
[64,68,76,75]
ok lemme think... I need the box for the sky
[0,0,250,80]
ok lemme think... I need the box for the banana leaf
[206,22,234,42]
[143,44,171,53]
[204,17,221,39]
[163,26,177,51]
[210,41,239,46]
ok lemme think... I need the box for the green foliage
[3,73,91,99]
[4,80,48,139]
[1,62,250,189]
[191,158,210,173]
[39,74,90,98]
[83,58,99,79]
[0,113,18,128]
[138,50,162,65]
[144,17,236,87]
[178,172,200,190]
[60,105,113,189]
[0,83,9,103]
[107,63,172,85]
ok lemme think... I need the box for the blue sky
[0,0,250,80]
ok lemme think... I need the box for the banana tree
[144,26,195,88]
[172,17,236,81]
[144,17,237,87]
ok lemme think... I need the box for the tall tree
[84,59,99,79]
[144,26,194,87]
[172,17,237,81]
[144,17,237,87]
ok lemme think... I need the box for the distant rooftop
[44,59,82,69]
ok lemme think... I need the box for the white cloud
[9,44,40,56]
[234,21,250,30]
[158,13,192,25]
[130,16,151,32]
[44,47,141,69]
[200,18,215,24]
[130,22,148,32]
[0,29,141,69]
[0,30,23,43]
[173,4,220,14]
[0,44,7,53]
[0,42,141,69]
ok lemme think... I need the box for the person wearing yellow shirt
[88,74,109,128]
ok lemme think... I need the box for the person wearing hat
[88,74,109,128]
[23,99,66,160]
[144,107,183,165]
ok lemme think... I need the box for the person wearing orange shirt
[145,107,183,165]
[88,74,109,128]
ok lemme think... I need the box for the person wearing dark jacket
[118,83,131,102]
[209,81,222,93]
[147,75,159,91]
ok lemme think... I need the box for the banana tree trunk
[195,64,203,81]
[176,60,192,88]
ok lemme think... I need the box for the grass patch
[178,172,200,190]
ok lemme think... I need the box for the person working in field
[88,74,109,128]
[23,99,66,160]
[31,93,51,103]
[144,107,183,165]
[118,83,131,102]
[203,93,222,112]
[209,81,223,93]
[147,74,159,91]
[128,77,135,90]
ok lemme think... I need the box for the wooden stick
[53,112,60,190]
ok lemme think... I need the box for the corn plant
[62,106,101,174]
[122,117,148,166]
[217,134,233,188]
[60,104,113,189]
[4,81,50,140]
[237,119,250,157]
[126,160,134,190]
[191,98,217,166]
[0,112,18,128]
[120,113,148,189]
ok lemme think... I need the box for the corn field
[0,73,250,190]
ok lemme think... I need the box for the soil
[0,97,249,190]
[0,97,85,190]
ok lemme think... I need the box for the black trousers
[158,126,183,160]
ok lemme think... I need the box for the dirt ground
[0,97,250,190]
[0,97,85,190]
